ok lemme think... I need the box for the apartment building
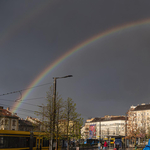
[19,118,34,131]
[0,106,19,130]
[127,103,150,136]
[26,116,42,131]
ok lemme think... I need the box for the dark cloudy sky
[1,0,150,122]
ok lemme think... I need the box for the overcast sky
[1,0,150,122]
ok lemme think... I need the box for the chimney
[7,107,10,111]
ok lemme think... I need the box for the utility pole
[52,77,57,150]
[52,75,73,150]
[125,112,127,149]
[42,106,45,131]
[30,131,33,150]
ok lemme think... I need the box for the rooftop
[133,103,150,111]
[19,119,33,127]
[86,115,125,123]
[0,106,18,118]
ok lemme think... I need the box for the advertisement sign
[89,124,96,139]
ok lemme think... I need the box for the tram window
[43,138,49,147]
[19,137,26,147]
[33,137,36,147]
[0,136,30,148]
[19,137,30,147]
[9,137,18,148]
[0,137,3,148]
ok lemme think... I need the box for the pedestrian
[135,143,137,150]
[103,141,108,150]
[98,141,101,150]
[143,139,150,150]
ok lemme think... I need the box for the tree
[35,87,83,150]
[62,97,83,150]
[35,86,63,150]
[126,111,138,144]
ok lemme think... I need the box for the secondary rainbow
[12,18,150,112]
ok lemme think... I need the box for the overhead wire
[0,81,52,118]
[0,97,46,106]
[0,102,37,113]
[0,82,52,97]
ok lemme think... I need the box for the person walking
[143,139,150,150]
[98,141,101,150]
[104,141,108,150]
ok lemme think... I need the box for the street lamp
[125,112,128,148]
[52,75,73,150]
[53,75,73,128]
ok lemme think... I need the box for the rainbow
[12,18,150,113]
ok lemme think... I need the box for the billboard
[89,124,96,139]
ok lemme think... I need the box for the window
[12,120,16,126]
[5,120,8,125]
[43,138,49,147]
[1,120,3,125]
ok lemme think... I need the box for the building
[84,118,95,140]
[0,106,19,130]
[83,115,126,140]
[59,119,81,138]
[26,116,42,131]
[127,103,150,138]
[18,118,34,131]
[81,126,86,139]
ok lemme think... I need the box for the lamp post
[125,112,128,149]
[52,75,73,150]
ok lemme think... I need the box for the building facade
[19,118,34,131]
[83,116,125,140]
[127,103,150,137]
[0,106,19,130]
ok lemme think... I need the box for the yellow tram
[0,130,49,150]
